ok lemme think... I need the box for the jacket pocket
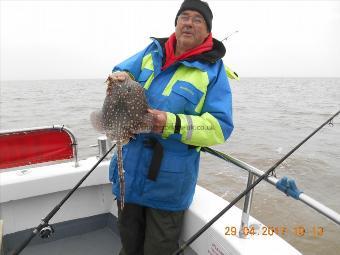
[142,151,189,203]
[168,81,204,114]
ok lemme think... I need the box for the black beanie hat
[175,0,213,32]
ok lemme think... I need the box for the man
[108,0,233,254]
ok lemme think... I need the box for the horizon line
[2,76,340,82]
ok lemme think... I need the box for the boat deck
[20,227,121,255]
[3,213,196,255]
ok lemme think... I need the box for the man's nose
[182,18,194,26]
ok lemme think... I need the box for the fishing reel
[39,224,54,239]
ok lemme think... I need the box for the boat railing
[94,136,340,233]
[212,151,340,237]
[0,125,79,169]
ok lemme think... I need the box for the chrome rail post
[239,172,256,238]
[97,136,113,159]
[56,125,79,167]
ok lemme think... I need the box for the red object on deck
[0,129,74,169]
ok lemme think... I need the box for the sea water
[1,78,339,255]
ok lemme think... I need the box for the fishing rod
[221,30,239,43]
[202,146,340,225]
[173,110,340,255]
[11,144,116,255]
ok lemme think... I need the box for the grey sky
[1,0,339,80]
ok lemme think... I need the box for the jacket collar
[151,36,226,64]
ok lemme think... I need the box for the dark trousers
[117,202,185,255]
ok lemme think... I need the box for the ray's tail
[116,141,125,210]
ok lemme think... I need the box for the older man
[108,0,233,254]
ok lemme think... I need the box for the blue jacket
[109,37,233,211]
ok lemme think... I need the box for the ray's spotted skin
[91,73,153,210]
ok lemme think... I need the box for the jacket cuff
[162,112,176,138]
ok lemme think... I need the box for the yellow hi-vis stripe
[162,65,209,113]
[225,65,239,80]
[178,112,225,146]
[141,53,154,71]
[141,53,155,90]
[144,73,154,90]
[162,112,225,147]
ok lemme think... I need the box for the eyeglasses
[177,14,205,26]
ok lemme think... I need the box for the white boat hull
[0,157,302,255]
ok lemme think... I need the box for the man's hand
[106,72,131,95]
[148,109,167,133]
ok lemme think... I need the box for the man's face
[175,10,209,52]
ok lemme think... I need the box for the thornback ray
[90,75,153,210]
